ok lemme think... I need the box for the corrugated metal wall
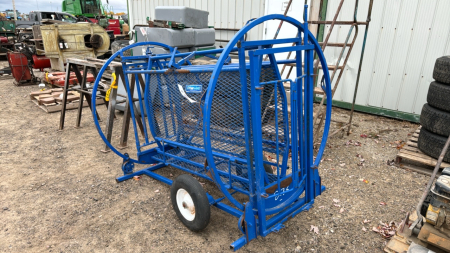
[128,0,266,47]
[323,0,450,119]
[127,0,450,121]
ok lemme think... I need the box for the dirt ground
[0,61,429,252]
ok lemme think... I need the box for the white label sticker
[140,27,147,36]
[177,84,197,103]
[185,85,202,93]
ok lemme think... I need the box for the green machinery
[0,20,16,37]
[62,0,113,19]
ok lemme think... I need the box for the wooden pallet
[30,91,104,113]
[396,126,450,176]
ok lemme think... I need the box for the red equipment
[7,43,52,85]
[0,36,8,44]
[108,19,120,26]
[107,19,121,35]
[88,18,121,34]
[7,52,33,85]
[46,71,95,87]
[31,55,51,71]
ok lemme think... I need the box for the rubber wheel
[427,81,450,112]
[238,151,273,174]
[433,56,450,84]
[170,174,210,232]
[420,103,450,137]
[417,128,450,163]
[111,40,132,57]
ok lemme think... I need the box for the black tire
[111,40,132,57]
[417,128,450,163]
[263,156,274,174]
[170,174,210,232]
[433,56,450,84]
[427,81,450,113]
[420,103,450,137]
[238,151,273,174]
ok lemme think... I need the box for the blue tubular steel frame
[91,6,332,251]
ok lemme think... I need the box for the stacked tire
[418,56,450,162]
[111,40,132,58]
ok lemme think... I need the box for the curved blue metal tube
[91,14,332,215]
[202,14,332,212]
[90,41,177,163]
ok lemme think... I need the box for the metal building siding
[127,0,450,121]
[127,0,266,47]
[326,0,450,119]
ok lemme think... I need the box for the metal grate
[153,146,279,194]
[147,65,287,157]
[147,64,288,191]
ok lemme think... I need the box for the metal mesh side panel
[147,66,286,155]
[153,146,279,194]
[147,71,211,148]
[209,65,288,192]
[147,65,288,193]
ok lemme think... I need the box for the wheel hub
[176,188,195,221]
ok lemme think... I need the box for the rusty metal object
[312,0,358,141]
[311,21,368,25]
[320,0,345,51]
[347,0,375,135]
[149,20,169,28]
[266,177,292,194]
[279,0,344,77]
[164,68,190,74]
[400,212,410,233]
[313,24,359,141]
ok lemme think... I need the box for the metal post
[347,0,374,135]
[59,62,72,130]
[304,5,315,202]
[102,66,120,152]
[75,65,89,128]
[12,0,17,20]
[249,49,266,234]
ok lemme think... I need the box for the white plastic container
[155,6,209,28]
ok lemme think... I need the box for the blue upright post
[249,50,267,235]
[238,40,257,206]
[303,5,315,202]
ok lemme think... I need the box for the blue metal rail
[91,6,332,251]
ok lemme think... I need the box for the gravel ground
[0,62,429,252]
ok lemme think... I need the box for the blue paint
[185,85,202,93]
[91,8,332,251]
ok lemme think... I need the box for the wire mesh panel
[147,66,287,152]
[91,12,333,250]
[146,64,289,193]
